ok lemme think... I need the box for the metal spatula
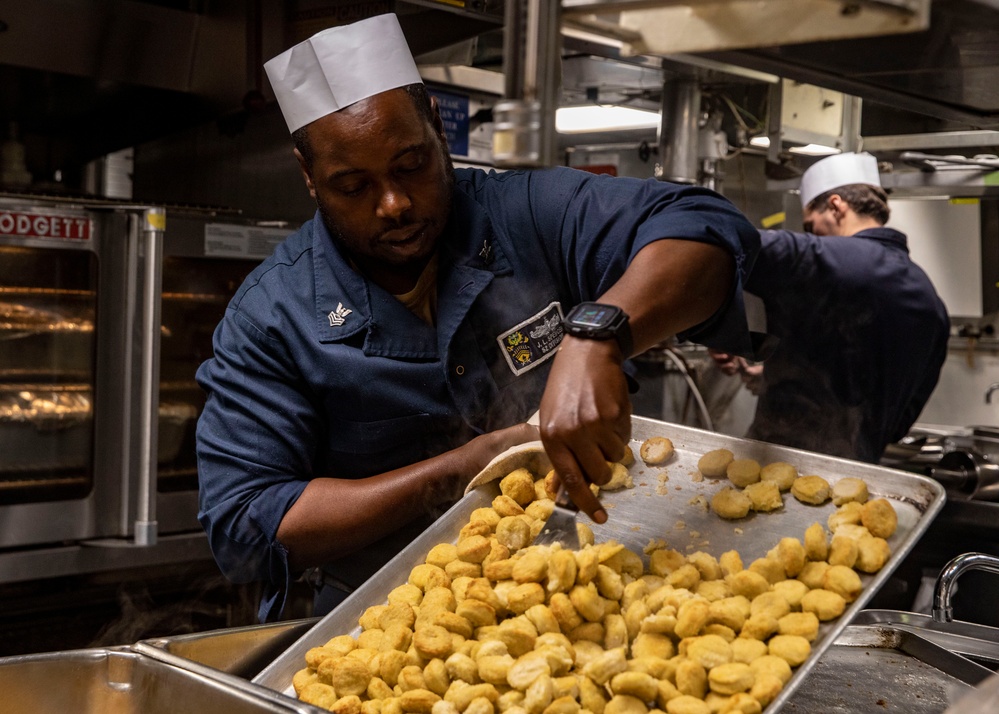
[533,484,582,549]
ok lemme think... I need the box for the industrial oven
[0,193,287,561]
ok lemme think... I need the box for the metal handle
[134,208,165,546]
[932,552,999,622]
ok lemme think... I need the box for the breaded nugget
[547,549,578,594]
[822,564,863,602]
[790,475,831,505]
[726,459,762,488]
[675,659,708,699]
[748,655,792,685]
[727,570,770,600]
[665,695,710,714]
[325,657,373,696]
[740,612,778,641]
[698,449,735,478]
[750,673,784,708]
[770,537,806,577]
[601,462,634,492]
[525,499,554,521]
[632,632,675,659]
[748,557,786,585]
[744,481,783,512]
[708,595,751,632]
[800,589,846,621]
[495,516,532,551]
[771,580,809,610]
[688,551,723,581]
[760,462,797,492]
[711,487,752,520]
[668,563,702,591]
[686,634,733,668]
[803,522,829,562]
[749,591,790,621]
[730,637,768,664]
[827,533,859,568]
[861,498,898,539]
[697,580,732,602]
[610,671,659,701]
[426,544,459,569]
[410,564,451,592]
[618,443,636,467]
[768,634,811,667]
[827,502,864,532]
[796,561,830,590]
[675,599,711,639]
[707,662,755,696]
[719,550,744,576]
[500,468,537,506]
[457,535,492,564]
[640,436,675,465]
[300,683,339,709]
[831,477,869,506]
[855,534,892,573]
[649,548,687,577]
[777,611,820,641]
[492,494,525,518]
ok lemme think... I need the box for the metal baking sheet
[782,624,992,713]
[254,416,946,712]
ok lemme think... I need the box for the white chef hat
[799,152,881,208]
[263,13,423,133]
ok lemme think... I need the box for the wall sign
[429,89,470,157]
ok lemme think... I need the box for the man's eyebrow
[326,143,427,182]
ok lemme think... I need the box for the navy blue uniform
[744,227,949,463]
[195,166,760,620]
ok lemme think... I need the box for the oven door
[0,201,104,547]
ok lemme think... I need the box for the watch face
[572,304,617,328]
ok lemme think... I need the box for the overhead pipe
[656,76,701,184]
[492,0,561,168]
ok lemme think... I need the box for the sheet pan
[254,416,946,712]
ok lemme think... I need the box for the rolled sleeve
[196,299,318,620]
[524,169,762,355]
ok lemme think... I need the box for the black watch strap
[563,302,633,357]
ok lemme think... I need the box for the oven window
[0,246,97,504]
[157,256,259,493]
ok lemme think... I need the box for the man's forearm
[597,239,734,356]
[276,423,538,571]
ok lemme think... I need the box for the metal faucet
[986,382,999,404]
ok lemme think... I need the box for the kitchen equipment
[931,450,999,502]
[253,415,945,712]
[136,618,320,680]
[0,647,320,714]
[933,552,999,623]
[0,194,285,615]
[533,484,581,548]
[782,623,991,713]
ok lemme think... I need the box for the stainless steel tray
[782,624,992,713]
[254,416,946,711]
[852,610,999,666]
[0,646,322,714]
[135,617,320,679]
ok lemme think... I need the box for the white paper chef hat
[799,152,881,208]
[263,13,423,133]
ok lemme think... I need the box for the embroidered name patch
[497,301,565,375]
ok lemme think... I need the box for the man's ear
[294,148,317,200]
[429,95,449,147]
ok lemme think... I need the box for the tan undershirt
[393,253,438,325]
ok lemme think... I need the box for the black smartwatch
[562,301,633,357]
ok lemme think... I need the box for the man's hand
[710,348,764,395]
[537,337,631,524]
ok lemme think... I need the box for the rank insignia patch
[497,301,565,375]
